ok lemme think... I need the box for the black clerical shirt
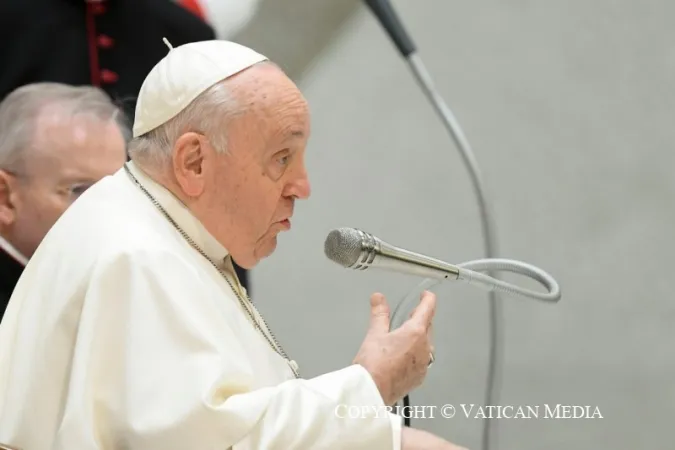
[0,245,24,321]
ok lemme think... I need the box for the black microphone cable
[403,394,411,427]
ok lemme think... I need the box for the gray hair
[127,79,245,168]
[126,59,281,168]
[0,82,129,172]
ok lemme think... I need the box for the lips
[278,219,291,229]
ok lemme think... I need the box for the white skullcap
[133,39,268,138]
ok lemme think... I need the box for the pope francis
[0,40,466,450]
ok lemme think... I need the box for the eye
[70,184,91,196]
[266,149,294,180]
[277,151,292,166]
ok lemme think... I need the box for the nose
[292,175,311,200]
[286,170,311,200]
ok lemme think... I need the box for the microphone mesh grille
[324,228,363,267]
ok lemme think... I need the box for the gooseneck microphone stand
[362,1,503,449]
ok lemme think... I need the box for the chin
[230,251,259,270]
[253,237,279,262]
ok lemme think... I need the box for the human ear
[172,132,206,197]
[0,170,17,227]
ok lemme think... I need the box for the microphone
[324,227,460,280]
[324,227,561,303]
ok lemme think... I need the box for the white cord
[457,258,561,302]
[390,258,560,331]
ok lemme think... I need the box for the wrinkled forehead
[233,64,309,118]
[226,65,310,145]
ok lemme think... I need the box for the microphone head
[324,227,365,268]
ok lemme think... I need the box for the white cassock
[0,161,402,449]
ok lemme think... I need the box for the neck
[126,159,243,266]
[129,159,190,205]
[129,160,229,239]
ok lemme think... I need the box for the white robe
[0,162,401,449]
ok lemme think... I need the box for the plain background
[238,1,675,449]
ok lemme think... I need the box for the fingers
[408,290,437,331]
[428,341,436,367]
[368,292,391,335]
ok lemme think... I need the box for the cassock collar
[124,161,230,264]
[0,235,28,267]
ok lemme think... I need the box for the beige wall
[235,1,675,449]
[234,0,360,79]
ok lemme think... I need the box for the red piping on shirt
[179,0,206,20]
[85,2,101,87]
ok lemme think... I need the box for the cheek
[16,188,71,232]
[242,187,282,228]
[244,192,275,224]
[214,162,283,238]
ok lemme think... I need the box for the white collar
[0,234,28,266]
[123,160,230,265]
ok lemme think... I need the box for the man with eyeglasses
[0,82,127,318]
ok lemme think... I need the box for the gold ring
[428,351,435,367]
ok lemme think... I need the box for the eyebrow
[60,174,97,185]
[279,128,305,143]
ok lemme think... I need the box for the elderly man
[0,41,465,449]
[0,82,127,318]
[0,0,256,292]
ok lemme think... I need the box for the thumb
[368,292,391,335]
